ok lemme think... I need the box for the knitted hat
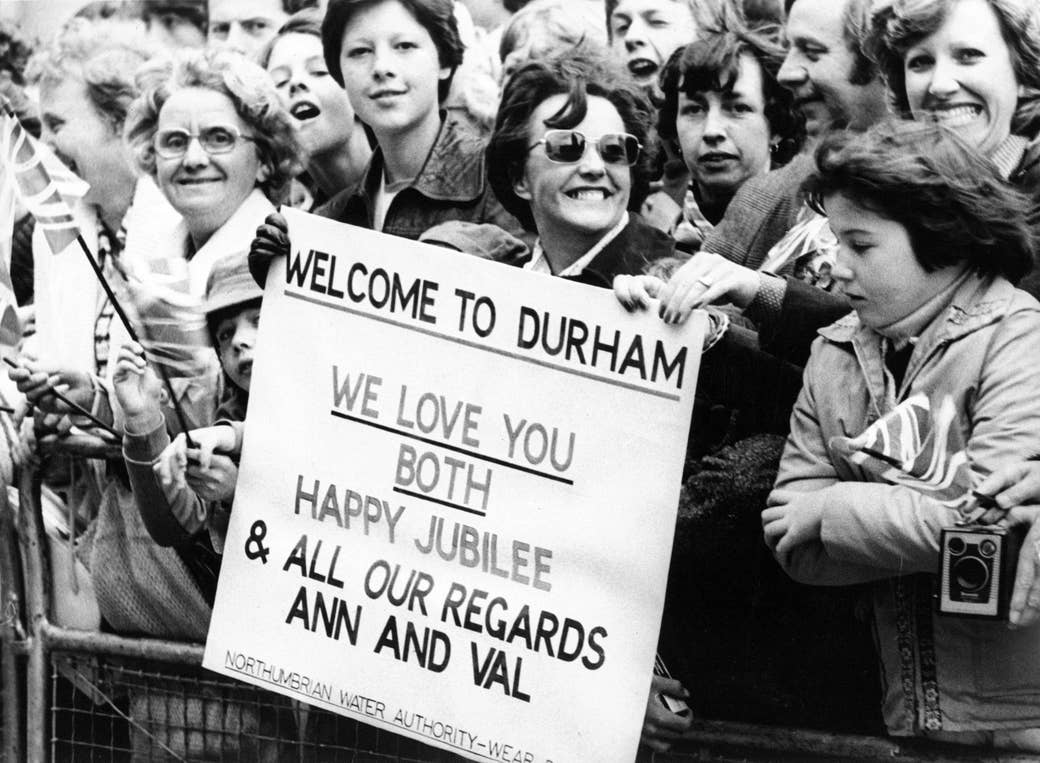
[203,253,263,319]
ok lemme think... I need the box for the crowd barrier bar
[0,448,24,763]
[2,436,1034,762]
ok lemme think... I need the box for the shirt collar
[524,212,630,277]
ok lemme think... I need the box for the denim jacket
[316,113,522,241]
[769,274,1040,735]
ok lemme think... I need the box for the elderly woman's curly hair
[657,21,805,169]
[125,48,302,203]
[486,47,657,232]
[867,0,1040,138]
[804,118,1037,283]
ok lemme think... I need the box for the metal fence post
[18,465,47,763]
[0,467,23,763]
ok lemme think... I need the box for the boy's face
[215,306,260,391]
[609,0,697,90]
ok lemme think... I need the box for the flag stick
[2,97,197,448]
[73,235,197,448]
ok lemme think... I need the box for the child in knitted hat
[113,252,262,602]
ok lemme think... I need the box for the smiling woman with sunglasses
[127,48,301,286]
[485,49,675,283]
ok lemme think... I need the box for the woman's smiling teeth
[566,188,611,201]
[930,104,982,127]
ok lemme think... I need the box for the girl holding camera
[762,119,1040,750]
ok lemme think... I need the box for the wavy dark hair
[126,48,303,203]
[321,0,464,103]
[486,48,656,232]
[804,118,1036,282]
[657,22,805,168]
[867,0,1040,138]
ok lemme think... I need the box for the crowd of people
[3,0,1040,756]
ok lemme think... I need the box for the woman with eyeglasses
[126,48,301,290]
[482,49,674,284]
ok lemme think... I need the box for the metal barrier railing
[0,441,24,763]
[2,436,1036,762]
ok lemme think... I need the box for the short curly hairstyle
[321,0,464,102]
[804,118,1037,283]
[657,22,805,168]
[26,17,153,132]
[125,48,302,203]
[486,48,657,232]
[867,0,1040,138]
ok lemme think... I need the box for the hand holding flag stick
[2,357,119,439]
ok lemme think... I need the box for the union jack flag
[0,96,85,255]
[830,394,971,504]
[112,256,215,380]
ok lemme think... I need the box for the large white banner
[204,208,704,762]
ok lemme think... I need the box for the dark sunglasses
[527,129,642,166]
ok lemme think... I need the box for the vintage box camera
[938,525,1025,619]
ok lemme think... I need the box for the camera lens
[980,540,997,557]
[954,557,989,593]
[948,537,966,555]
